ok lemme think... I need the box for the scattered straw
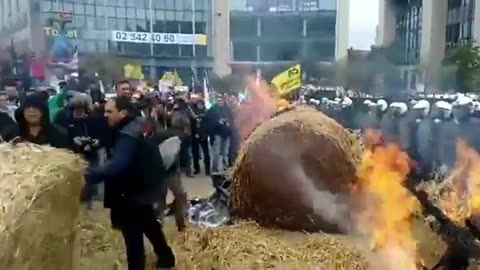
[78,205,369,270]
[0,143,86,270]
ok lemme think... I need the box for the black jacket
[0,111,17,142]
[206,104,234,138]
[67,114,109,164]
[14,94,67,148]
[85,117,168,208]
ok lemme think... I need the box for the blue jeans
[211,135,230,173]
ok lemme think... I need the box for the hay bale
[0,143,86,270]
[231,107,362,232]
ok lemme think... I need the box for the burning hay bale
[0,143,86,270]
[231,107,362,232]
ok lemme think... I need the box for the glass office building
[445,0,475,54]
[394,0,422,66]
[230,0,337,64]
[32,0,212,79]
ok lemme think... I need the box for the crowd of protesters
[0,79,239,176]
[0,78,241,270]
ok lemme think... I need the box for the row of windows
[446,0,474,52]
[230,15,336,39]
[395,2,422,65]
[40,2,208,22]
[232,41,335,61]
[41,0,209,11]
[230,0,336,12]
[72,39,207,57]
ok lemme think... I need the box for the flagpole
[192,0,196,58]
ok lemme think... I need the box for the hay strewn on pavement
[0,143,86,270]
[78,205,369,270]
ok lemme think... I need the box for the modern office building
[377,0,480,89]
[0,0,225,81]
[228,0,350,69]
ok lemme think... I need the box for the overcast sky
[349,0,379,50]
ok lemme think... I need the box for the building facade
[377,0,480,90]
[228,0,350,68]
[0,0,222,81]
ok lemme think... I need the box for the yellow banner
[271,64,301,95]
[124,64,144,80]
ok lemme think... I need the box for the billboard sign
[111,31,207,46]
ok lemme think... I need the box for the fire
[354,131,419,270]
[437,140,480,225]
[235,75,279,142]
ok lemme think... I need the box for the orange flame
[354,130,418,269]
[437,140,480,226]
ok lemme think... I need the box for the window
[86,16,95,28]
[136,19,147,31]
[62,3,73,12]
[166,10,174,20]
[166,0,174,10]
[232,42,256,61]
[40,1,52,12]
[85,4,94,15]
[116,7,126,18]
[74,15,85,27]
[95,17,105,29]
[95,5,105,16]
[126,0,135,7]
[127,18,136,30]
[180,21,192,33]
[74,3,84,14]
[136,0,146,8]
[176,0,184,10]
[136,8,146,19]
[318,0,336,10]
[260,42,301,61]
[153,0,165,9]
[97,41,108,53]
[107,17,118,29]
[127,7,135,18]
[116,18,128,30]
[155,10,165,20]
[230,16,257,38]
[106,6,115,16]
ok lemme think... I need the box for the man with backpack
[84,96,176,270]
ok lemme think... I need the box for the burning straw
[353,135,420,270]
[0,143,86,270]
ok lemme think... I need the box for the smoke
[289,163,352,232]
[264,138,353,233]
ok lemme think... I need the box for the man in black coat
[84,96,175,270]
[190,99,211,175]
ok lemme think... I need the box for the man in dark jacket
[14,93,67,148]
[0,94,17,142]
[206,96,234,173]
[84,96,175,270]
[190,99,211,175]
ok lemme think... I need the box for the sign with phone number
[111,31,207,45]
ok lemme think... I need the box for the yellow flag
[124,64,144,80]
[271,64,301,95]
[173,69,183,86]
